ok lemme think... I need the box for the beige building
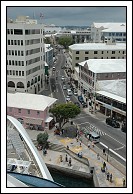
[69,40,126,70]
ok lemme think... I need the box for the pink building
[7,92,57,130]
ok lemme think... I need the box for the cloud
[7,6,126,26]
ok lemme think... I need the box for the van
[52,67,55,71]
[87,132,100,143]
[67,89,73,96]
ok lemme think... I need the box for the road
[42,48,126,167]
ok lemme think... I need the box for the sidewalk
[26,128,126,187]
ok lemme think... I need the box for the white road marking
[100,142,126,162]
[114,146,125,151]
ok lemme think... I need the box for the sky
[6,6,126,26]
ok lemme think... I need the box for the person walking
[60,155,63,162]
[80,141,82,147]
[65,154,68,162]
[107,172,110,181]
[69,157,72,166]
[123,177,126,187]
[109,173,112,182]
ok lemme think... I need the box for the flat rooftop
[69,43,126,51]
[79,59,126,73]
[7,92,57,111]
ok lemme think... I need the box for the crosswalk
[81,125,106,136]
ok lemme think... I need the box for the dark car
[78,96,84,104]
[106,117,120,128]
[82,102,88,108]
[74,102,80,108]
[121,122,126,133]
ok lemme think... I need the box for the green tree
[37,132,49,148]
[44,37,51,44]
[58,36,74,49]
[49,102,81,130]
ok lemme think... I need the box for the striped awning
[25,118,43,125]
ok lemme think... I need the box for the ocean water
[49,169,94,188]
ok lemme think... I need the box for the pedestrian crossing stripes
[81,125,106,136]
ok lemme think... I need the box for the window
[12,60,14,65]
[18,40,20,45]
[14,40,17,45]
[111,57,115,59]
[18,51,20,56]
[15,61,17,66]
[21,51,24,56]
[76,57,79,60]
[21,40,23,46]
[19,71,21,76]
[15,50,17,56]
[112,51,115,54]
[22,71,24,76]
[94,57,97,59]
[37,111,40,115]
[11,29,13,34]
[101,51,104,54]
[101,57,103,59]
[18,109,21,113]
[13,70,15,75]
[85,57,88,60]
[9,60,11,65]
[16,71,18,76]
[11,40,13,45]
[14,29,23,35]
[27,110,30,114]
[22,61,24,66]
[123,51,125,54]
[12,50,14,56]
[8,40,10,45]
[10,70,12,75]
[94,51,98,54]
[76,51,79,54]
[85,51,89,54]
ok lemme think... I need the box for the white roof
[69,43,126,51]
[93,22,126,32]
[74,67,79,73]
[7,93,57,111]
[96,90,126,104]
[96,79,126,98]
[79,59,126,73]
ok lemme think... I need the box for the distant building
[44,44,54,67]
[7,92,57,130]
[78,59,126,121]
[69,40,126,69]
[7,21,44,94]
[91,22,126,43]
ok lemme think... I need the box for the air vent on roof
[121,24,125,26]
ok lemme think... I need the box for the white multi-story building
[91,22,126,43]
[69,40,126,70]
[44,44,54,67]
[78,59,126,120]
[7,22,44,94]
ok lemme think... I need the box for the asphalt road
[42,48,126,167]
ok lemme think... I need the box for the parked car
[66,95,70,102]
[52,67,56,71]
[61,76,65,81]
[106,117,120,128]
[74,102,80,108]
[82,102,88,108]
[63,85,67,90]
[78,95,84,103]
[73,90,78,96]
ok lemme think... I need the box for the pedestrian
[109,173,112,183]
[88,143,90,148]
[66,145,69,150]
[80,142,82,147]
[103,148,106,155]
[123,177,126,187]
[92,142,94,147]
[103,161,106,168]
[76,137,79,142]
[65,154,68,162]
[107,172,110,180]
[69,157,71,166]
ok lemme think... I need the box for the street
[41,48,126,167]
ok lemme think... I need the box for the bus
[87,131,100,143]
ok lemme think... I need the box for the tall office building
[7,20,45,94]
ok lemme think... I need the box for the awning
[25,118,43,125]
[45,117,53,123]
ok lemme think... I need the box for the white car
[61,76,65,81]
[74,90,78,96]
[66,95,70,102]
[63,85,67,90]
